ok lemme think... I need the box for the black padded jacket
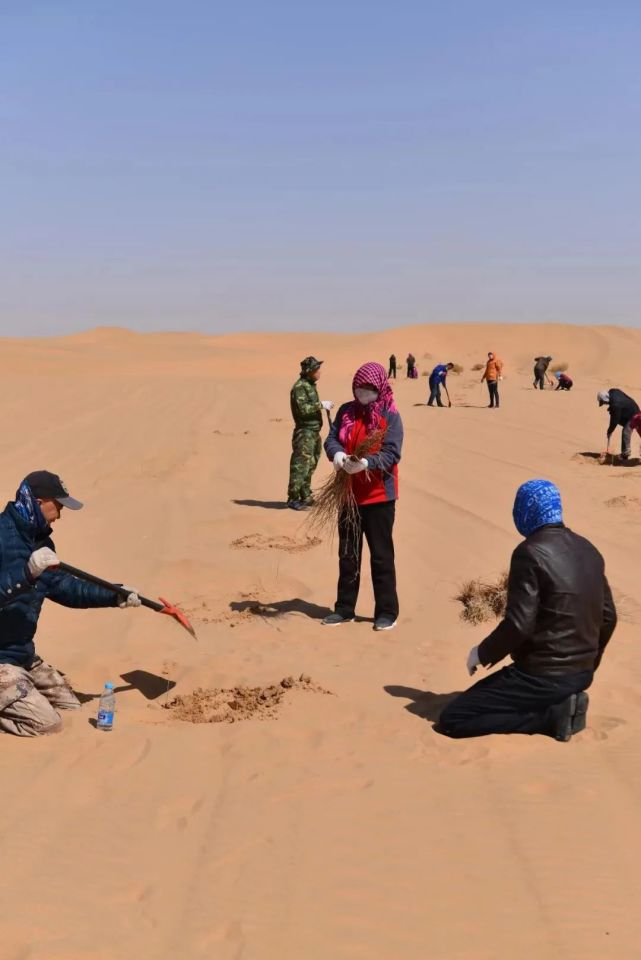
[478,525,617,677]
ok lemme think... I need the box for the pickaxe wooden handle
[57,562,197,638]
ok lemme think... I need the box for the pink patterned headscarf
[339,361,398,442]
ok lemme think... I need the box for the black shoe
[373,617,397,632]
[571,692,589,736]
[321,612,355,626]
[287,500,309,511]
[552,693,588,742]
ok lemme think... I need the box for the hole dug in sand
[455,574,508,624]
[605,495,641,513]
[231,533,322,552]
[165,675,333,724]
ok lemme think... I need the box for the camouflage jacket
[290,376,322,429]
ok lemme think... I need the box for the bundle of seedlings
[455,572,509,624]
[550,360,569,373]
[308,427,387,538]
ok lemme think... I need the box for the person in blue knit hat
[439,479,617,742]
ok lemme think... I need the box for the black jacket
[479,525,617,677]
[533,357,551,376]
[606,389,640,436]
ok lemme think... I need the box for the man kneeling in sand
[0,471,140,737]
[439,480,617,742]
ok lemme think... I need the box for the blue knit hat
[513,479,563,537]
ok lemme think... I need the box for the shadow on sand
[384,685,462,722]
[76,669,176,704]
[232,499,289,510]
[577,451,641,467]
[229,598,332,620]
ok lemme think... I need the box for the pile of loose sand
[165,675,332,723]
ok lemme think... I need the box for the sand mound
[455,574,508,624]
[230,533,322,552]
[605,495,641,512]
[165,675,332,723]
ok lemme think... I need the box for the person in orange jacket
[481,351,504,408]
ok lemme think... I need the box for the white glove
[333,451,347,471]
[118,586,141,608]
[499,376,504,381]
[321,400,334,411]
[27,547,60,579]
[467,645,481,676]
[343,457,368,475]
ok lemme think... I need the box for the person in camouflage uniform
[287,357,333,510]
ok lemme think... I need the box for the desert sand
[2,322,641,959]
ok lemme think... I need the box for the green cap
[300,356,323,375]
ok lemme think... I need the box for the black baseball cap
[24,471,83,510]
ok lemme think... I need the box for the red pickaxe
[58,562,197,638]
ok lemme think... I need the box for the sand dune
[1,323,641,959]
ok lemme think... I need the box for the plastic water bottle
[97,682,115,731]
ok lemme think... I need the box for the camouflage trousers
[287,427,322,503]
[0,657,81,737]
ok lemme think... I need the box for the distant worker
[406,353,416,379]
[481,351,503,409]
[533,356,553,390]
[427,362,454,407]
[287,357,334,511]
[597,388,640,461]
[388,354,397,379]
[555,372,573,391]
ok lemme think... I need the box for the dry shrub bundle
[450,363,464,374]
[550,361,569,373]
[309,427,387,536]
[471,362,485,371]
[455,573,509,624]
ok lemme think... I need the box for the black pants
[388,365,396,379]
[438,665,593,738]
[427,378,443,406]
[335,501,399,621]
[555,382,571,391]
[486,380,499,407]
[534,373,545,389]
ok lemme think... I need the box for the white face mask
[355,388,379,406]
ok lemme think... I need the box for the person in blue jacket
[0,471,141,737]
[427,363,454,407]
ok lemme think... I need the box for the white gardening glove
[467,645,481,676]
[27,547,60,579]
[321,400,334,411]
[118,586,141,608]
[343,457,368,475]
[333,451,347,471]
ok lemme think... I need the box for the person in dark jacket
[388,354,397,379]
[0,471,140,737]
[323,362,403,632]
[406,354,416,379]
[427,363,454,407]
[439,479,617,741]
[533,356,553,390]
[598,388,640,459]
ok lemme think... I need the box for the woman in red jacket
[323,362,404,631]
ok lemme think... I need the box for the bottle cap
[104,681,114,690]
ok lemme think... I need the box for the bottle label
[97,710,114,727]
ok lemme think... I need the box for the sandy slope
[1,323,641,959]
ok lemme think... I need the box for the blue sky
[1,1,640,334]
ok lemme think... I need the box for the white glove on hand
[118,586,141,608]
[333,451,347,471]
[27,547,60,579]
[467,645,481,676]
[343,457,368,475]
[321,400,334,411]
